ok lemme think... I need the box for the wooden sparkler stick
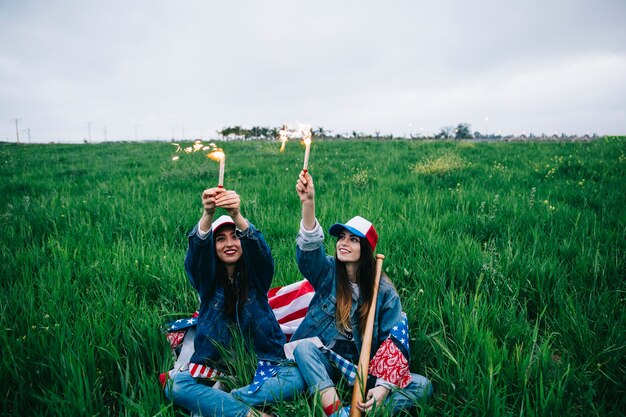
[349,254,385,417]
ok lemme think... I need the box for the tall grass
[0,137,624,416]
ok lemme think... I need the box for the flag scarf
[324,313,412,388]
[368,313,412,388]
[247,361,278,394]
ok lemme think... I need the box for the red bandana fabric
[368,338,412,388]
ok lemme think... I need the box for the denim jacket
[291,220,404,361]
[184,222,286,366]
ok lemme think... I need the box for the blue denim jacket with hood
[291,220,403,359]
[184,222,286,366]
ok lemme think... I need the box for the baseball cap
[212,215,235,234]
[328,215,378,251]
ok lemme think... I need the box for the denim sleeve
[238,222,275,293]
[296,219,324,252]
[295,219,333,290]
[376,279,404,344]
[184,224,217,301]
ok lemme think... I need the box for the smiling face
[214,227,242,265]
[335,229,362,264]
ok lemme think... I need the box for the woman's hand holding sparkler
[199,187,222,232]
[296,170,316,231]
[202,187,222,216]
[296,170,315,202]
[215,189,249,232]
[215,189,240,217]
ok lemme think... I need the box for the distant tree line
[215,124,597,141]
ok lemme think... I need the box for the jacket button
[323,304,327,308]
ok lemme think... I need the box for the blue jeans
[293,340,433,413]
[165,365,305,417]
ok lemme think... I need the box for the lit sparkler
[278,125,288,152]
[279,123,313,171]
[207,144,226,188]
[301,125,312,172]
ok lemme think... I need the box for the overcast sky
[1,0,625,142]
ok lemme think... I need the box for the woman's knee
[293,340,321,362]
[165,371,193,402]
[412,373,433,397]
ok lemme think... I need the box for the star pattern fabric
[389,313,410,354]
[247,360,278,393]
[164,316,198,332]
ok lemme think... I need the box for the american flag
[267,279,314,341]
[160,279,314,387]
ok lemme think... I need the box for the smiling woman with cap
[289,171,432,417]
[164,187,304,417]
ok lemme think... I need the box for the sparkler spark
[278,123,313,155]
[171,140,215,162]
[278,125,288,152]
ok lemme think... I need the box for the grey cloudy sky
[1,0,625,142]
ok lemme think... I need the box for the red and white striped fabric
[189,362,223,379]
[268,279,315,341]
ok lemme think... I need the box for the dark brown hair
[214,227,249,319]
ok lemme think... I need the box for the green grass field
[1,137,625,416]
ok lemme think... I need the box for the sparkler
[278,125,288,152]
[302,127,312,173]
[279,123,313,171]
[207,144,226,188]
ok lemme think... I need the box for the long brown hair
[335,237,376,336]
[214,228,249,319]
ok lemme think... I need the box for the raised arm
[296,170,316,231]
[198,187,221,232]
[185,187,223,299]
[295,171,334,288]
[214,189,249,231]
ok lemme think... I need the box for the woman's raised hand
[296,170,315,203]
[296,170,316,230]
[201,187,222,215]
[215,189,241,218]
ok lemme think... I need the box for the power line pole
[103,126,108,141]
[87,122,93,143]
[10,118,21,143]
[24,128,31,143]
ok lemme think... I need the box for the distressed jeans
[166,365,305,417]
[293,340,433,413]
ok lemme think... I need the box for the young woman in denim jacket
[292,172,432,417]
[165,187,304,417]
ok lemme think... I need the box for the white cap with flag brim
[211,215,235,233]
[328,215,378,251]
